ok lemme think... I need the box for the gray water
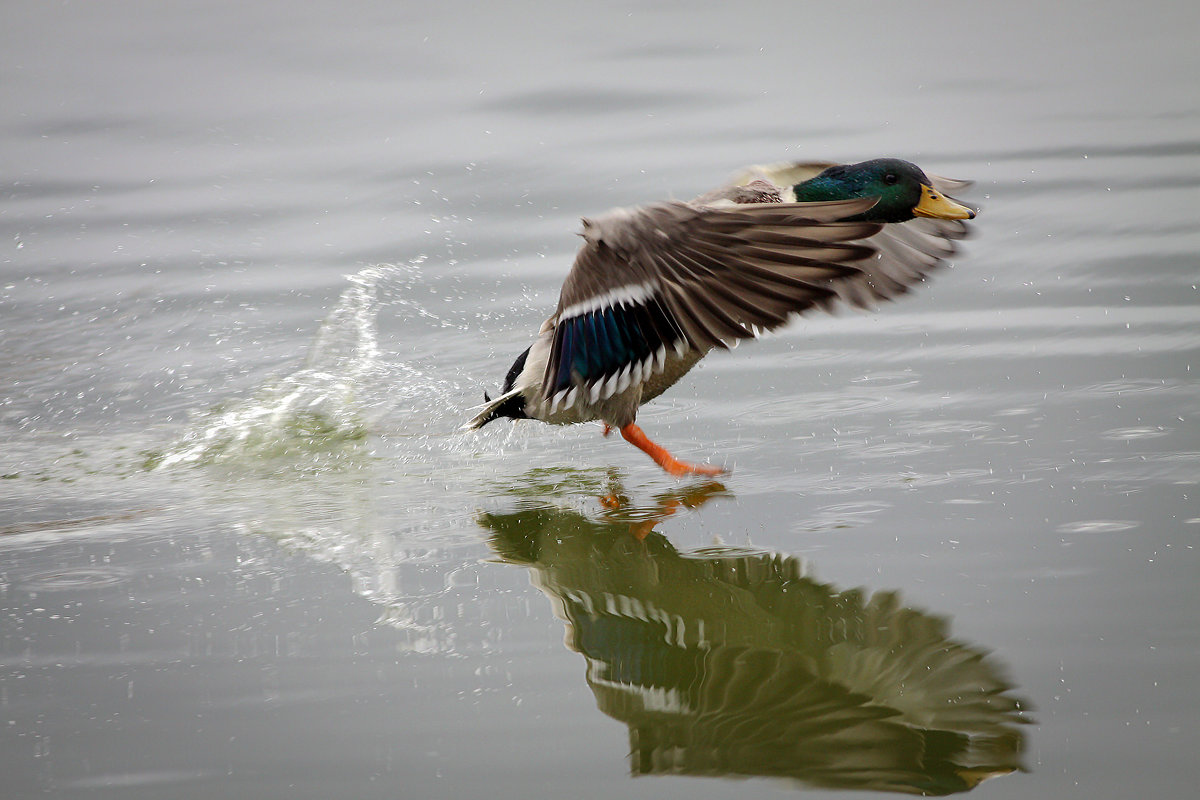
[2,1,1198,798]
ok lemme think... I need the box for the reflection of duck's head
[479,490,1031,795]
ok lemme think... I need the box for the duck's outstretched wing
[540,199,883,409]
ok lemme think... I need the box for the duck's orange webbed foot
[601,423,614,438]
[618,423,727,478]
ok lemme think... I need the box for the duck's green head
[792,158,975,223]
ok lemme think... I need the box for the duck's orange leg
[618,423,726,477]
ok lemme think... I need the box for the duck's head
[792,158,975,223]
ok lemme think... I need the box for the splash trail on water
[156,261,456,470]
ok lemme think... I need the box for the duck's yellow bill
[914,185,976,220]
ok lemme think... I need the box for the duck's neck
[791,171,910,223]
[791,174,851,204]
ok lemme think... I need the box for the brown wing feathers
[541,199,895,405]
[540,195,971,408]
[649,201,884,340]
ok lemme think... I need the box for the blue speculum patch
[551,298,683,395]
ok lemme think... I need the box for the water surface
[2,2,1198,798]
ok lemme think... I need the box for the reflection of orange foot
[599,479,730,542]
[649,481,728,522]
[677,481,729,510]
[599,493,622,510]
[631,520,656,541]
[619,423,727,477]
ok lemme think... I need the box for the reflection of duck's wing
[542,542,1026,732]
[696,554,1026,737]
[558,580,1023,794]
[620,646,1009,795]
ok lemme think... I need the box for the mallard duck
[464,158,976,476]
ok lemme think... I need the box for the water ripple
[1102,426,1172,441]
[1056,520,1142,535]
[11,566,133,592]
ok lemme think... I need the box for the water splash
[130,260,568,654]
[154,263,428,470]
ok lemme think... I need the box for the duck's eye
[883,173,899,186]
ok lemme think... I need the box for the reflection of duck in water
[480,484,1030,796]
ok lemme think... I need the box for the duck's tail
[460,387,525,431]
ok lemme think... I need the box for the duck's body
[465,158,976,475]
